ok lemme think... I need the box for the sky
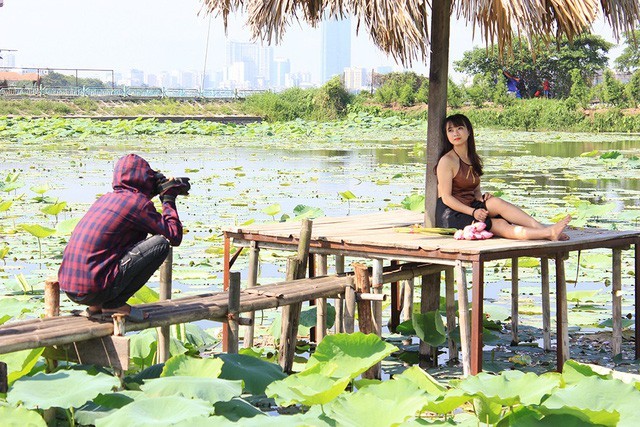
[0,0,624,85]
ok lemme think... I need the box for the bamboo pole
[455,261,471,377]
[445,267,458,361]
[556,253,569,370]
[279,256,301,373]
[402,278,414,322]
[334,254,345,333]
[244,241,260,348]
[612,248,622,356]
[344,278,356,334]
[316,254,328,343]
[541,258,551,351]
[227,272,241,354]
[157,248,172,363]
[511,257,519,346]
[44,278,60,318]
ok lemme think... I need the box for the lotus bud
[474,222,486,231]
[479,231,493,239]
[454,229,464,240]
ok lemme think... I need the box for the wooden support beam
[636,241,640,360]
[316,254,328,343]
[279,257,302,373]
[44,277,60,318]
[226,272,241,354]
[334,254,345,333]
[556,254,569,371]
[455,261,470,377]
[402,278,414,322]
[541,257,551,351]
[344,277,356,334]
[372,259,383,337]
[389,260,401,333]
[470,261,484,375]
[353,263,374,336]
[356,293,386,302]
[419,273,441,366]
[157,248,172,363]
[244,241,260,348]
[511,257,519,346]
[445,267,458,361]
[612,248,622,356]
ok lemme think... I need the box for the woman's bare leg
[485,197,544,229]
[490,215,571,241]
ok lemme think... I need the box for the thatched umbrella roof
[202,0,640,224]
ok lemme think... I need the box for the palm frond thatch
[202,0,640,66]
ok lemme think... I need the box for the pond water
[1,126,639,339]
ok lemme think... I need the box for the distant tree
[454,34,612,98]
[313,76,351,119]
[568,68,591,108]
[447,78,465,108]
[374,72,428,106]
[40,71,106,88]
[614,30,640,73]
[627,69,640,107]
[601,69,626,106]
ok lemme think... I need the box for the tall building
[343,67,367,92]
[272,57,290,89]
[225,41,273,88]
[321,18,351,83]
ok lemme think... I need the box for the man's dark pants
[66,235,170,309]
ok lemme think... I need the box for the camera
[154,173,191,196]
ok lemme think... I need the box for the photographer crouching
[58,153,190,322]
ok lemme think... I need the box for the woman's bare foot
[548,215,572,241]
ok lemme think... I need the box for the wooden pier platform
[224,210,640,375]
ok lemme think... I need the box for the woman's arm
[437,157,475,216]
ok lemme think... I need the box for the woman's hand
[473,208,489,222]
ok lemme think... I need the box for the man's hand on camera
[159,179,189,203]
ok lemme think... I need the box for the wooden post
[470,261,485,375]
[222,233,231,352]
[279,257,301,373]
[555,253,569,371]
[612,248,622,357]
[511,257,519,346]
[353,263,374,335]
[455,261,471,377]
[344,277,356,334]
[402,278,414,322]
[334,254,345,333]
[244,241,260,348]
[354,262,377,379]
[44,278,60,318]
[445,267,458,361]
[43,277,60,424]
[636,241,640,360]
[541,258,551,351]
[226,272,241,354]
[315,254,328,343]
[157,248,172,363]
[0,361,7,394]
[372,259,384,337]
[389,260,401,333]
[419,273,441,366]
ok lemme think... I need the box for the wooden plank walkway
[0,262,437,355]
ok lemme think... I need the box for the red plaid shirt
[59,154,182,295]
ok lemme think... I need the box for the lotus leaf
[454,370,561,407]
[8,370,120,410]
[262,203,281,217]
[40,201,67,216]
[306,332,398,379]
[0,347,44,386]
[497,406,601,426]
[213,397,267,421]
[217,353,286,395]
[161,354,223,378]
[394,366,447,395]
[0,405,46,427]
[55,217,80,235]
[423,388,474,414]
[140,376,242,404]
[412,311,447,346]
[542,375,640,426]
[95,396,213,427]
[400,194,425,211]
[265,362,351,406]
[20,224,56,239]
[324,378,429,427]
[0,199,13,212]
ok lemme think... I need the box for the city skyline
[0,0,624,87]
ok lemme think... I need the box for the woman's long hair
[435,113,484,176]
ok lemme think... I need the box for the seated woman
[435,113,571,241]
